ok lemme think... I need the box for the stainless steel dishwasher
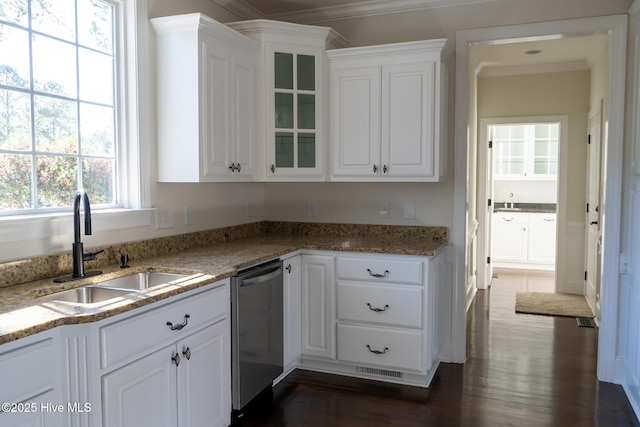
[231,259,283,416]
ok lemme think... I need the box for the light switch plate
[403,202,416,219]
[379,202,390,218]
[307,201,318,217]
[156,209,174,229]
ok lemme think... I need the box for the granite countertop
[0,233,447,345]
[493,202,556,214]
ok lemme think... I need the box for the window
[0,0,123,213]
[492,123,559,180]
[0,0,151,246]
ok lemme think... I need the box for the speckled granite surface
[0,221,448,345]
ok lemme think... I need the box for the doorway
[453,15,627,382]
[479,118,563,291]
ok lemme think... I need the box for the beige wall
[2,0,631,263]
[478,70,591,222]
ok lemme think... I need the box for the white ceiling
[213,0,497,23]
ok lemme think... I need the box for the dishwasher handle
[239,265,283,287]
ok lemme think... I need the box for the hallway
[237,272,639,426]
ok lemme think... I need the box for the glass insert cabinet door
[272,52,317,172]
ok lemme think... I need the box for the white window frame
[0,0,152,245]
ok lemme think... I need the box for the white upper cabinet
[227,20,347,181]
[152,14,258,182]
[328,40,450,182]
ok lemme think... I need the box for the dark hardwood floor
[237,272,640,426]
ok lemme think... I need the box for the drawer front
[336,256,423,285]
[100,283,228,369]
[336,282,422,328]
[528,212,557,224]
[337,324,423,372]
[493,212,528,224]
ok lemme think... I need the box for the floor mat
[515,292,594,318]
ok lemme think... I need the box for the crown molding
[214,0,495,24]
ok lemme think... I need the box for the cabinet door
[381,61,436,177]
[331,66,381,177]
[233,51,256,178]
[267,46,324,178]
[201,33,233,180]
[102,345,178,427]
[492,215,528,262]
[177,321,230,427]
[301,255,335,359]
[283,255,302,368]
[528,214,557,264]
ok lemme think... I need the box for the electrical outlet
[184,206,193,225]
[156,209,174,229]
[379,202,390,218]
[307,201,318,217]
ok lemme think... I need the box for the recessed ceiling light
[525,49,542,55]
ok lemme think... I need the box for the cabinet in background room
[152,14,258,182]
[492,212,556,269]
[328,40,450,182]
[227,20,347,180]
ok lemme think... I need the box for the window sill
[0,209,154,244]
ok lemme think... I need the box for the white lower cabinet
[278,254,301,382]
[0,331,66,427]
[99,282,231,427]
[102,321,229,427]
[299,250,444,387]
[492,212,556,269]
[300,254,335,359]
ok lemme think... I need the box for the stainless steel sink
[38,286,131,304]
[94,272,189,290]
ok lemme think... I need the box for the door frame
[477,116,566,290]
[453,15,627,383]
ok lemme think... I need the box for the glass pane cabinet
[272,52,318,172]
[226,19,344,181]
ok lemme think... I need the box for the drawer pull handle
[366,345,389,355]
[171,353,181,367]
[182,347,191,361]
[167,314,190,331]
[367,269,389,278]
[366,303,389,312]
[503,217,514,222]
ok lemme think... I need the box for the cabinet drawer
[100,284,228,369]
[336,282,422,328]
[337,324,423,372]
[336,256,422,285]
[528,213,557,224]
[493,212,528,224]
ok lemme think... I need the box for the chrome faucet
[54,189,103,282]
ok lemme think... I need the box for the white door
[331,66,381,177]
[585,105,603,318]
[300,255,335,359]
[485,127,494,287]
[177,321,230,427]
[102,345,178,427]
[381,61,436,177]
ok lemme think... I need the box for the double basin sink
[38,272,189,306]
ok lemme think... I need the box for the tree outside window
[0,0,117,212]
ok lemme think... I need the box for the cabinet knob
[171,353,181,367]
[383,165,388,174]
[229,163,237,172]
[166,314,190,331]
[271,164,275,173]
[182,347,191,361]
[236,163,241,172]
[286,264,292,274]
[373,164,378,173]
